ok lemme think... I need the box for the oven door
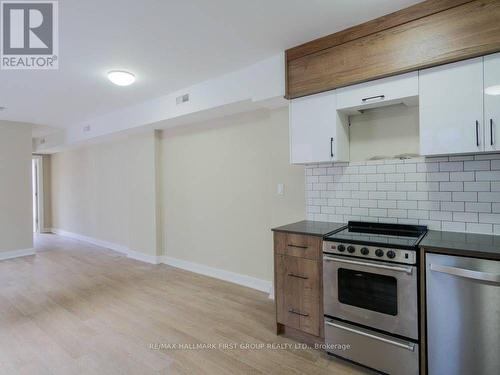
[323,254,418,340]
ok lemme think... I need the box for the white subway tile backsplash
[440,182,463,191]
[396,182,417,191]
[479,213,500,224]
[492,160,500,170]
[359,165,377,174]
[418,201,440,210]
[429,192,452,201]
[369,208,387,217]
[367,174,385,182]
[442,221,466,232]
[453,212,478,222]
[387,191,407,200]
[464,182,490,191]
[439,162,463,172]
[397,200,418,210]
[408,210,429,220]
[464,160,490,171]
[351,191,369,199]
[378,200,397,209]
[452,192,477,202]
[449,172,475,181]
[466,223,493,234]
[476,171,500,181]
[407,191,429,201]
[305,156,500,235]
[417,182,439,191]
[465,202,491,213]
[478,192,500,202]
[360,199,377,208]
[427,172,450,182]
[417,163,439,172]
[377,165,396,174]
[397,164,417,173]
[430,211,453,221]
[377,183,396,191]
[369,191,387,200]
[441,201,465,212]
[405,173,426,182]
[386,174,405,182]
[387,209,407,218]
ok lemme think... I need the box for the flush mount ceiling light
[107,70,136,86]
[485,85,500,96]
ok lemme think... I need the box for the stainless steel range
[322,221,427,375]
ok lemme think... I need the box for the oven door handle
[325,321,415,352]
[323,255,413,274]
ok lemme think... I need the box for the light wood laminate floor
[0,234,370,374]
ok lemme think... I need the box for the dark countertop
[420,230,500,260]
[272,220,345,237]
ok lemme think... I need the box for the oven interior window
[338,268,398,316]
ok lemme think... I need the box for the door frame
[32,155,45,233]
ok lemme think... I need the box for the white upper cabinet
[484,53,500,152]
[419,58,484,156]
[336,72,418,114]
[289,90,349,164]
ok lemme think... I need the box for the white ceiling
[0,0,420,135]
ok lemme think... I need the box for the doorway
[32,156,44,233]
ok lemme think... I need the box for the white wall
[51,130,160,256]
[160,108,305,282]
[0,122,33,253]
[349,105,419,161]
[49,108,304,284]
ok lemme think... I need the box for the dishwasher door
[426,253,500,375]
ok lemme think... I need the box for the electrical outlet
[277,184,285,196]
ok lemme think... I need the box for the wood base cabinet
[274,232,323,341]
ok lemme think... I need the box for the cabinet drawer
[275,255,321,337]
[337,72,418,113]
[274,232,322,260]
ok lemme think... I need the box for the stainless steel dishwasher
[426,253,500,375]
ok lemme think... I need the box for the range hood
[336,72,419,115]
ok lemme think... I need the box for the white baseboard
[51,228,130,255]
[51,228,273,296]
[0,248,35,261]
[127,249,161,264]
[161,256,273,295]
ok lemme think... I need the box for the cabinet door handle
[288,309,309,317]
[361,95,385,102]
[287,273,309,280]
[491,119,494,146]
[287,244,308,249]
[330,137,334,158]
[476,120,480,147]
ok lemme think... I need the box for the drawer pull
[287,273,309,280]
[361,94,385,102]
[325,321,415,351]
[287,244,308,249]
[288,309,309,317]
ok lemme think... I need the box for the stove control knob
[360,247,369,255]
[337,244,346,252]
[375,249,384,257]
[387,250,396,259]
[347,245,356,253]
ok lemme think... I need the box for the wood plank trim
[286,0,473,61]
[286,0,500,98]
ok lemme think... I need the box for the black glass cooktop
[324,221,428,250]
